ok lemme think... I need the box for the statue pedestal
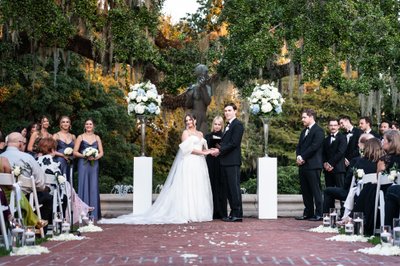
[133,157,153,214]
[257,157,277,219]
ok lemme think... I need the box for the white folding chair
[45,174,66,221]
[0,173,23,223]
[343,173,377,217]
[0,173,25,250]
[373,173,394,234]
[18,175,45,238]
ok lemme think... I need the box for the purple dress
[55,139,74,181]
[77,140,101,220]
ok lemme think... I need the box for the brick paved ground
[0,218,398,265]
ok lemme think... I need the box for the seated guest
[353,130,400,235]
[1,132,53,228]
[37,137,93,224]
[325,134,376,217]
[0,130,6,154]
[377,130,400,227]
[0,155,47,229]
[384,185,400,226]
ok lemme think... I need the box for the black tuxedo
[219,118,244,218]
[296,123,324,218]
[365,130,380,139]
[322,132,347,187]
[344,127,363,163]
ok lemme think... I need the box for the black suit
[322,132,347,188]
[219,118,244,218]
[344,127,363,163]
[296,123,324,218]
[365,130,380,139]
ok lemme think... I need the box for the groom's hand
[210,148,220,157]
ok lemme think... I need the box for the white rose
[356,169,365,178]
[260,84,268,90]
[13,166,21,177]
[135,104,146,114]
[128,103,135,115]
[146,90,157,100]
[57,174,66,184]
[64,147,73,156]
[141,96,148,102]
[136,96,143,103]
[155,106,160,115]
[261,102,273,113]
[128,91,137,100]
[272,99,279,106]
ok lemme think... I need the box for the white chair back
[0,188,10,250]
[18,175,45,238]
[0,173,23,224]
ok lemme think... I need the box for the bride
[100,114,213,224]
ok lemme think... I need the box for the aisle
[0,218,397,265]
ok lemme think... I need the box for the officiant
[205,116,224,219]
[185,64,212,135]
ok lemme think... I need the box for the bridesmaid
[27,116,52,158]
[53,116,76,181]
[204,116,224,219]
[73,118,104,220]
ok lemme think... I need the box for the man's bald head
[6,132,26,150]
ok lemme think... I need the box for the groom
[210,103,244,222]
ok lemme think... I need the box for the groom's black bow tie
[226,122,230,127]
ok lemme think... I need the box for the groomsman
[379,120,391,139]
[210,103,244,222]
[295,109,324,221]
[322,118,347,188]
[359,116,380,138]
[339,115,363,167]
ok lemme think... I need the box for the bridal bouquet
[126,81,163,116]
[83,147,99,166]
[248,83,284,117]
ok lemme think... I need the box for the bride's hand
[202,149,211,155]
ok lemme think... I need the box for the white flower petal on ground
[326,234,370,242]
[78,224,103,232]
[10,246,50,256]
[308,225,339,233]
[356,244,400,256]
[49,233,87,241]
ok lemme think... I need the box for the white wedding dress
[99,135,213,224]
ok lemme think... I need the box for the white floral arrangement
[356,244,400,256]
[249,83,284,117]
[12,165,21,178]
[326,234,371,242]
[64,147,73,156]
[78,223,103,233]
[55,172,66,185]
[388,169,399,182]
[126,81,163,116]
[49,233,87,241]
[308,225,339,233]
[353,168,364,179]
[10,245,50,256]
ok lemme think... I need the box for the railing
[100,194,305,218]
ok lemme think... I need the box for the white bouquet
[248,83,284,117]
[64,147,73,156]
[83,147,99,166]
[56,173,66,185]
[12,165,21,178]
[126,81,163,116]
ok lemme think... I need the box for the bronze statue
[185,64,212,135]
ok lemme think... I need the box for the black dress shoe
[295,216,311,220]
[308,216,322,221]
[222,216,243,222]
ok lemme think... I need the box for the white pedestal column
[133,157,153,214]
[257,157,277,219]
